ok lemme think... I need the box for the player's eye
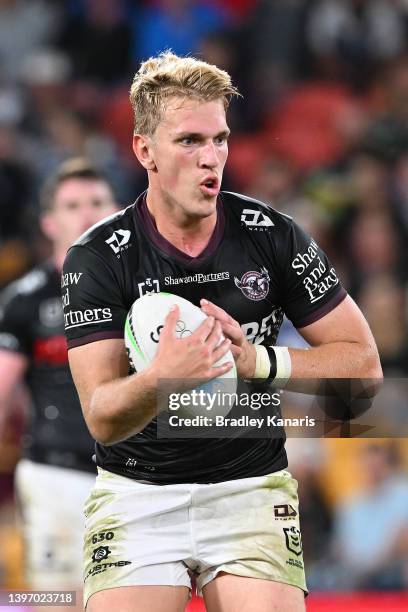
[180,137,195,145]
[215,134,229,145]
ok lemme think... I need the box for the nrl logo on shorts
[92,546,111,563]
[283,527,303,557]
[234,267,270,301]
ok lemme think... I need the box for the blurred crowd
[0,0,407,597]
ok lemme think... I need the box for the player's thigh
[87,585,190,612]
[203,572,305,612]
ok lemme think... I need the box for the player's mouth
[199,176,219,197]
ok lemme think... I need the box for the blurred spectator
[215,0,255,22]
[394,154,408,225]
[21,49,72,121]
[363,56,408,162]
[334,153,408,292]
[242,0,309,119]
[58,0,132,84]
[245,154,324,235]
[0,0,61,83]
[263,82,364,172]
[23,108,135,204]
[306,0,407,89]
[0,128,32,242]
[333,442,408,590]
[358,274,408,375]
[132,0,231,62]
[0,122,33,286]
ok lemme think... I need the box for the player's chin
[196,201,217,219]
[195,190,218,210]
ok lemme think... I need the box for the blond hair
[130,51,239,136]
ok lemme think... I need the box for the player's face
[148,97,229,219]
[42,178,117,252]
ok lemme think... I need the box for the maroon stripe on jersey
[33,335,68,365]
[67,330,124,349]
[294,288,347,329]
[136,192,225,265]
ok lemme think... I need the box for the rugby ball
[124,292,237,419]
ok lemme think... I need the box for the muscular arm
[68,338,159,445]
[290,296,382,379]
[68,308,232,445]
[201,295,383,385]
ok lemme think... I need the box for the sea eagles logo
[234,267,270,301]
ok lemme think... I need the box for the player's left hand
[200,298,256,378]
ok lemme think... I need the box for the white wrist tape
[253,345,292,387]
[254,345,271,379]
[273,346,292,387]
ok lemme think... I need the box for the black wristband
[265,346,277,381]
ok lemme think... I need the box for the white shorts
[15,459,96,589]
[84,468,307,607]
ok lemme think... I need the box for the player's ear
[133,134,157,171]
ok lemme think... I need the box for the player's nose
[198,141,218,168]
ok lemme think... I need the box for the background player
[63,53,382,612]
[0,158,118,610]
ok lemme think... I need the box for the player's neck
[146,190,217,257]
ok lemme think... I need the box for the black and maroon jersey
[0,262,95,472]
[62,191,347,484]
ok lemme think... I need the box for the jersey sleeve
[62,245,128,349]
[281,220,347,328]
[0,288,31,356]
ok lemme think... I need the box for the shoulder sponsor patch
[64,308,113,330]
[291,239,339,303]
